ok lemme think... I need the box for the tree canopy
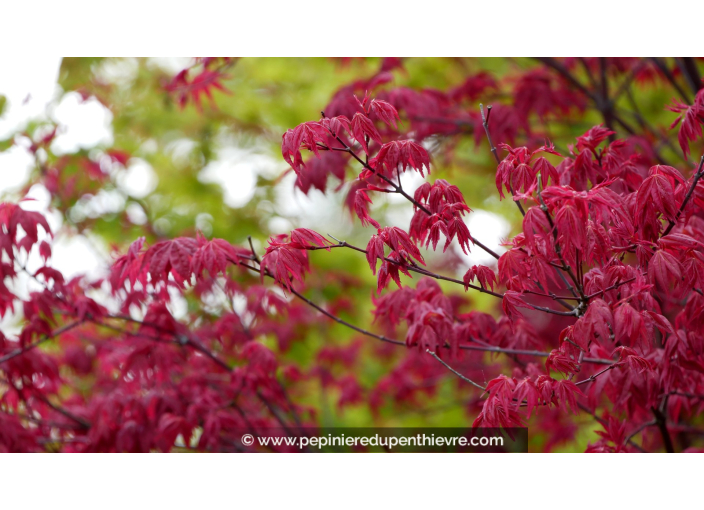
[1,57,704,452]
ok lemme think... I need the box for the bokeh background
[0,58,686,451]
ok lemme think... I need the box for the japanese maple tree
[2,57,704,452]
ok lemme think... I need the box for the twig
[238,261,607,363]
[649,57,691,104]
[247,235,260,263]
[0,320,84,365]
[317,238,576,315]
[322,119,502,260]
[480,103,525,217]
[624,419,657,445]
[662,155,704,237]
[425,349,487,391]
[574,363,621,386]
[652,406,675,453]
[536,172,586,300]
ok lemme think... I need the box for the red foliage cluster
[165,58,234,110]
[3,57,704,452]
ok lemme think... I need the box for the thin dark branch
[676,57,702,95]
[322,121,501,260]
[238,261,607,363]
[652,406,675,453]
[480,103,525,216]
[624,419,657,445]
[317,238,576,315]
[0,320,84,365]
[662,155,704,237]
[536,172,586,300]
[574,363,621,386]
[534,57,671,166]
[425,349,487,390]
[585,277,637,300]
[650,57,692,104]
[33,393,91,429]
[247,235,260,263]
[287,286,403,347]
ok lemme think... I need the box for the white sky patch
[384,200,414,231]
[165,138,197,166]
[0,56,62,140]
[0,56,61,196]
[386,170,426,204]
[50,92,114,154]
[453,209,510,268]
[273,172,356,236]
[195,212,213,237]
[126,202,148,225]
[0,144,35,195]
[199,145,281,209]
[147,57,194,75]
[18,184,108,281]
[116,158,158,198]
[0,182,109,336]
[0,59,116,328]
[50,234,109,281]
[70,189,127,222]
[268,215,294,234]
[93,58,139,88]
[22,183,63,232]
[167,285,189,320]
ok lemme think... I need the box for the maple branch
[610,59,650,104]
[425,349,487,391]
[577,58,598,89]
[574,362,621,386]
[285,286,404,347]
[0,408,84,432]
[321,121,435,214]
[480,103,525,217]
[577,402,647,453]
[624,419,657,445]
[321,114,501,260]
[520,289,580,301]
[100,314,239,372]
[410,115,473,128]
[115,265,576,410]
[247,235,261,263]
[649,57,692,104]
[549,264,579,298]
[675,57,702,96]
[460,344,613,365]
[584,276,642,301]
[652,406,675,453]
[533,57,672,166]
[316,239,502,299]
[1,375,91,433]
[256,390,299,440]
[92,316,293,435]
[318,238,576,315]
[0,320,84,365]
[536,175,586,300]
[231,263,610,368]
[662,154,704,238]
[243,262,610,363]
[33,392,91,429]
[664,391,704,400]
[622,92,685,163]
[534,58,596,100]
